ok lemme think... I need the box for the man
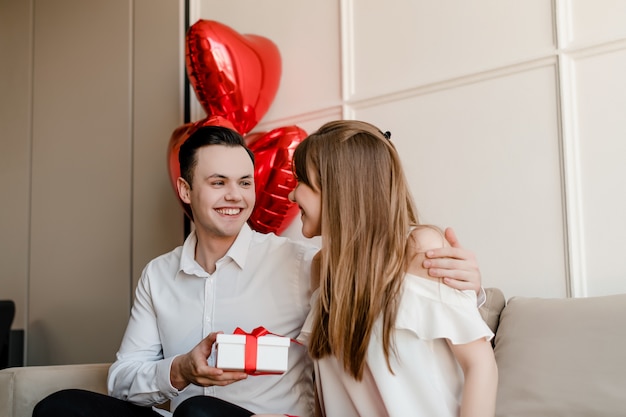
[33,126,483,417]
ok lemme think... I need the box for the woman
[289,120,497,417]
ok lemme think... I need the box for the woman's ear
[177,177,191,204]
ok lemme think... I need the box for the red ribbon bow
[231,326,302,375]
[233,326,271,374]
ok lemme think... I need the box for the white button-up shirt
[108,224,319,416]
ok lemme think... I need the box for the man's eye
[212,181,224,186]
[241,181,252,187]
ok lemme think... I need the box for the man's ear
[177,177,192,204]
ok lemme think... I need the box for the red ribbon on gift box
[234,326,268,374]
[232,326,301,375]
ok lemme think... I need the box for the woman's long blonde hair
[293,120,419,380]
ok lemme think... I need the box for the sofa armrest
[0,363,110,417]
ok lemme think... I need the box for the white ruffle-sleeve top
[298,273,494,417]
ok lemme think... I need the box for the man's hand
[170,332,248,390]
[423,227,482,294]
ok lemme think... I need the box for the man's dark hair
[179,125,255,187]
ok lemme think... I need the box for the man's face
[180,144,255,239]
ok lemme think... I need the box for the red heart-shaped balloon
[167,120,307,235]
[245,126,307,235]
[186,20,281,135]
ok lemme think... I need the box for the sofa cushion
[479,287,506,335]
[494,293,626,417]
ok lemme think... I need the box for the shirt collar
[226,222,252,270]
[179,230,203,277]
[178,223,253,277]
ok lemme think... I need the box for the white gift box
[216,333,291,374]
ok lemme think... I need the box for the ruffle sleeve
[395,274,494,344]
[298,277,493,346]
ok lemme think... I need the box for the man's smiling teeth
[216,208,241,215]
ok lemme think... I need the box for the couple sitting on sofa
[33,121,496,417]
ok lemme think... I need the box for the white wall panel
[187,0,625,300]
[352,65,567,299]
[28,0,132,365]
[193,0,342,126]
[572,47,626,296]
[564,0,626,48]
[347,0,554,100]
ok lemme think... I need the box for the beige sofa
[2,288,625,417]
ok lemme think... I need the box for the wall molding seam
[25,0,36,366]
[339,0,355,101]
[553,55,573,298]
[189,105,344,133]
[187,1,203,126]
[188,0,201,26]
[554,0,588,298]
[552,0,573,297]
[190,88,203,123]
[342,103,355,120]
[129,0,137,312]
[179,0,187,125]
[554,0,573,49]
[556,53,587,298]
[253,106,343,132]
[560,38,626,59]
[129,0,136,312]
[347,55,558,111]
[190,101,345,134]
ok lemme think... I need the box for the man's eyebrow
[207,173,253,180]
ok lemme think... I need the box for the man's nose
[225,184,242,200]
